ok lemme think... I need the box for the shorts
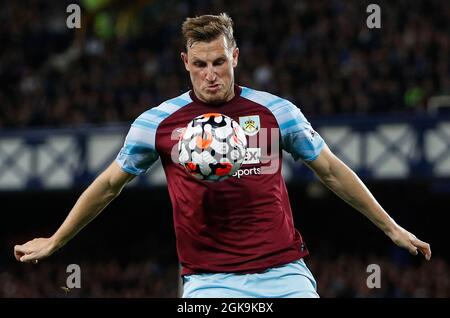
[182,258,319,298]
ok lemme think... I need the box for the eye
[213,59,225,66]
[193,61,206,68]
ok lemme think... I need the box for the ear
[181,52,190,71]
[232,47,239,68]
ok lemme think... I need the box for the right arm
[14,161,135,263]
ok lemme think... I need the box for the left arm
[305,144,431,260]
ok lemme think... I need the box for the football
[178,113,247,181]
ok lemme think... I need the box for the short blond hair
[182,13,236,50]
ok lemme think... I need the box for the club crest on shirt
[239,115,260,136]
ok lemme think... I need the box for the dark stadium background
[0,0,449,297]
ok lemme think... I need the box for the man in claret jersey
[14,13,431,298]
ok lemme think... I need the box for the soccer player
[14,13,431,298]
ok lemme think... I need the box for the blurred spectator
[0,259,179,297]
[308,255,450,298]
[0,0,449,128]
[1,255,448,297]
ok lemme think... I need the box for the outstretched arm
[305,145,431,260]
[14,161,135,263]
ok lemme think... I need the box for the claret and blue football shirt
[116,85,325,275]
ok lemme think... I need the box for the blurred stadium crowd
[1,0,449,128]
[1,0,448,299]
[1,255,448,298]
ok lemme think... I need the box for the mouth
[205,84,221,93]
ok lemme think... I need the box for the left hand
[14,237,56,264]
[386,226,431,260]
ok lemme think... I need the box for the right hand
[14,238,57,264]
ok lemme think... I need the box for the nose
[205,65,216,82]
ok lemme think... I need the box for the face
[181,36,239,104]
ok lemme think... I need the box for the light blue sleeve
[115,113,160,175]
[277,102,325,162]
[115,92,193,174]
